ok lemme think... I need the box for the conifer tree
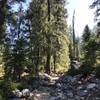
[82,25,97,66]
[3,2,28,80]
[27,0,70,74]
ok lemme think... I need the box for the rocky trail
[10,74,100,100]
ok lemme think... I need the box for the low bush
[95,64,100,78]
[78,63,94,75]
[67,62,94,76]
[67,67,79,76]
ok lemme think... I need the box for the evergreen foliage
[28,0,70,74]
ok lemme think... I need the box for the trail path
[32,75,59,100]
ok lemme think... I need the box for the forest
[0,0,100,100]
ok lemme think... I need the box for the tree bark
[0,0,7,26]
[45,47,51,74]
[47,0,50,21]
[44,0,51,74]
[53,53,56,73]
[35,47,40,75]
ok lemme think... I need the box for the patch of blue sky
[11,0,31,12]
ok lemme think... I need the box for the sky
[67,0,95,37]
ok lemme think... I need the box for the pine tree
[3,2,28,80]
[96,24,100,63]
[0,0,26,43]
[90,0,100,77]
[82,25,96,66]
[12,38,27,80]
[3,34,13,80]
[28,0,69,74]
[51,0,70,72]
[82,25,91,62]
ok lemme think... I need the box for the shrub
[95,64,100,78]
[0,89,4,100]
[67,67,79,76]
[0,94,3,100]
[1,80,22,98]
[78,63,94,75]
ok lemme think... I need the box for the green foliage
[90,0,100,64]
[82,25,95,66]
[0,79,29,99]
[0,80,4,99]
[95,64,100,78]
[28,0,70,74]
[0,80,13,98]
[79,63,94,75]
[95,25,100,66]
[82,25,91,43]
[67,62,94,76]
[81,24,100,75]
[67,67,79,76]
[0,94,3,100]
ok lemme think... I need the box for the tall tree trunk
[35,47,40,75]
[53,53,56,73]
[31,48,35,75]
[47,0,50,21]
[45,47,51,74]
[0,0,7,26]
[76,41,80,60]
[72,10,76,59]
[45,0,51,74]
[0,0,7,42]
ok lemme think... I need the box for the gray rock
[43,73,52,81]
[28,93,34,100]
[77,86,83,90]
[56,83,61,88]
[12,89,22,98]
[10,74,100,100]
[87,83,96,89]
[95,97,100,100]
[71,60,81,69]
[77,90,88,97]
[95,79,100,84]
[22,89,30,97]
[11,98,19,100]
[67,92,74,98]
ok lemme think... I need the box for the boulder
[43,73,52,81]
[67,91,74,98]
[12,89,22,98]
[77,90,88,97]
[22,88,30,97]
[71,60,81,70]
[87,83,96,89]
